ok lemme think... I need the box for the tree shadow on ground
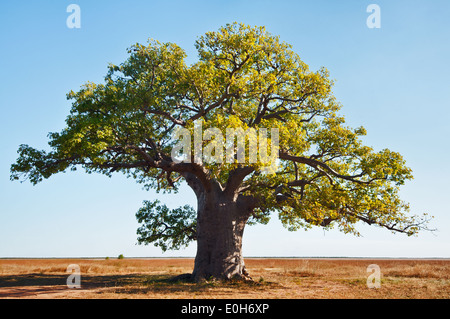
[103,274,284,297]
[0,273,283,297]
[0,273,147,289]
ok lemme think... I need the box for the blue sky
[0,0,449,258]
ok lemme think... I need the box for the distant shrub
[118,254,124,259]
[105,256,109,260]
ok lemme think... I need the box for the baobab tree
[11,23,431,281]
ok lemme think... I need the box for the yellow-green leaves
[10,22,431,237]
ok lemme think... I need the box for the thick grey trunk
[192,189,251,281]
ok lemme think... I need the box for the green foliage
[118,254,124,259]
[10,22,433,251]
[136,200,197,252]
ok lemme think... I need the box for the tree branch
[224,166,255,197]
[279,151,373,185]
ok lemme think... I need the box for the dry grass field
[0,258,449,299]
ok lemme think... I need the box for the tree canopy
[11,23,432,253]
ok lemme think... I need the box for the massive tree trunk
[191,186,253,282]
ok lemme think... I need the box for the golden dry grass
[0,258,449,299]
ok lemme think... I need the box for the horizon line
[1,256,449,260]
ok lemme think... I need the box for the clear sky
[1,0,449,258]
